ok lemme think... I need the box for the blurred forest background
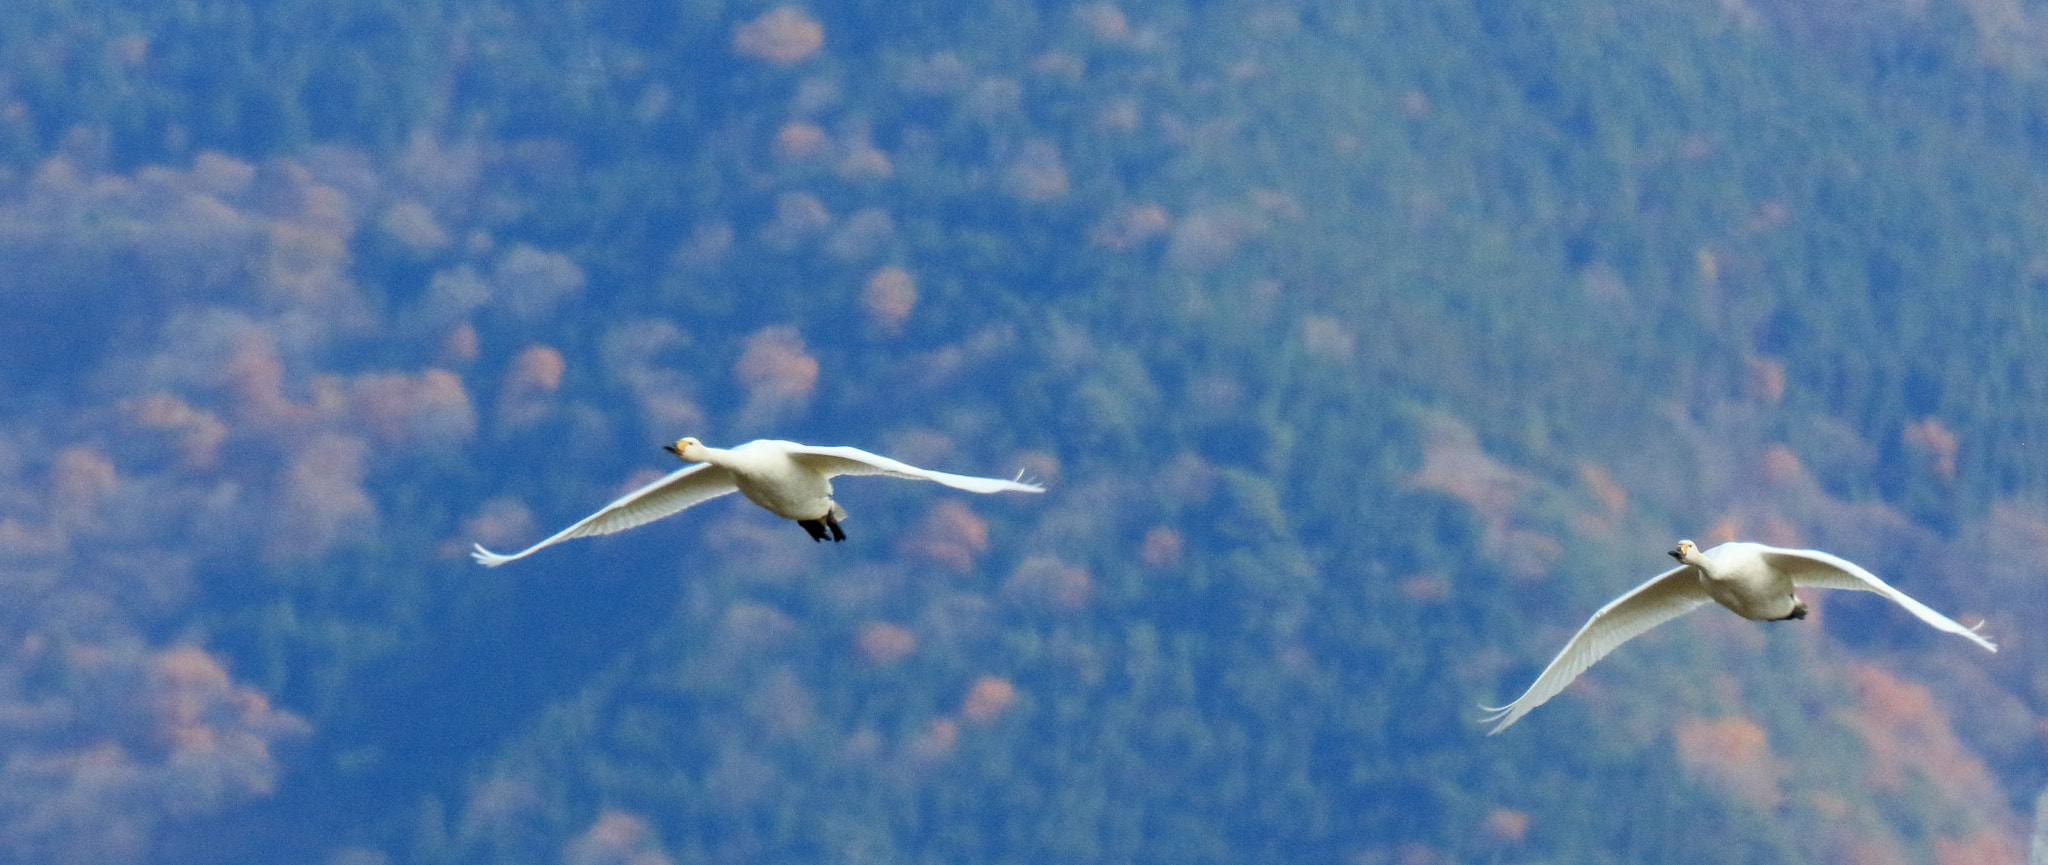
[1,0,2046,862]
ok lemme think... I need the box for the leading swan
[472,437,1044,566]
[1482,540,1996,734]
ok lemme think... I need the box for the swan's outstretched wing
[1482,567,1711,734]
[471,463,739,566]
[1759,546,1997,652]
[786,444,1045,494]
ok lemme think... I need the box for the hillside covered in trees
[1,0,2046,862]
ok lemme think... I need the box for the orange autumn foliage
[146,644,309,793]
[1903,417,1959,481]
[1838,836,1914,865]
[463,499,537,555]
[904,500,990,573]
[961,676,1017,723]
[441,322,480,363]
[1139,526,1182,567]
[351,368,477,446]
[131,393,229,469]
[259,219,352,306]
[51,446,118,530]
[863,266,918,330]
[497,345,567,430]
[735,325,819,401]
[223,332,308,427]
[508,345,566,392]
[1844,663,2002,808]
[276,433,376,557]
[1003,141,1070,202]
[378,199,450,251]
[1301,315,1356,363]
[1002,556,1092,612]
[565,810,672,865]
[1482,808,1530,843]
[1577,462,1628,513]
[1409,417,1534,522]
[856,622,917,664]
[837,136,893,179]
[1398,574,1450,603]
[1091,203,1170,250]
[734,7,824,65]
[1760,444,1805,485]
[774,121,829,161]
[1673,715,1782,807]
[1933,830,2021,865]
[1746,356,1787,404]
[913,717,959,760]
[1075,3,1132,41]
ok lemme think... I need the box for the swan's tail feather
[471,543,518,567]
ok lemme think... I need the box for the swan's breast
[724,447,836,519]
[1699,545,1798,620]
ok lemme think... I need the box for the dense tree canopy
[0,0,2043,863]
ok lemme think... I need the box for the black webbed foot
[798,516,846,543]
[1775,600,1809,621]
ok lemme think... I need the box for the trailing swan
[1482,540,1995,734]
[472,437,1043,566]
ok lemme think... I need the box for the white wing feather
[471,463,739,567]
[1758,546,1997,652]
[786,444,1046,494]
[1482,567,1712,735]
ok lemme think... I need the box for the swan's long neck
[1682,552,1718,579]
[670,440,732,466]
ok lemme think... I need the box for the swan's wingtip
[1968,620,1998,652]
[470,543,515,568]
[1476,703,1518,736]
[1011,469,1047,492]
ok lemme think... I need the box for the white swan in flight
[472,437,1044,566]
[1481,539,1996,734]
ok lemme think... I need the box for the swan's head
[664,436,708,461]
[1667,539,1701,563]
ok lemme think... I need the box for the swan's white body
[472,438,1043,566]
[1481,540,1996,734]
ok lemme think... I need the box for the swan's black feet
[799,515,847,543]
[1775,600,1809,621]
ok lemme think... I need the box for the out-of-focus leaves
[0,0,2045,863]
